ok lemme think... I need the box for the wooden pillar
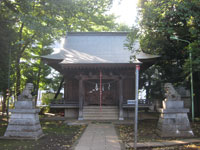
[64,78,67,100]
[119,77,124,120]
[78,78,84,120]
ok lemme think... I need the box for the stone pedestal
[4,101,43,139]
[157,100,193,137]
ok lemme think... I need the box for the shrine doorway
[84,79,118,106]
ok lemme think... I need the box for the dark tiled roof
[42,32,159,64]
[42,48,110,63]
[64,32,136,63]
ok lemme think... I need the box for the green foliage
[0,0,119,101]
[43,70,63,92]
[0,5,16,92]
[138,0,200,79]
[124,27,140,50]
[135,0,200,103]
[42,93,62,105]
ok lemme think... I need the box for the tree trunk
[1,91,7,117]
[15,57,21,96]
[34,62,42,105]
[194,72,200,117]
[54,77,64,99]
[15,23,24,97]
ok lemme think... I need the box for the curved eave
[139,56,160,70]
[41,57,64,72]
[139,57,160,63]
[134,50,160,63]
[41,57,63,63]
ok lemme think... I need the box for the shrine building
[42,32,159,120]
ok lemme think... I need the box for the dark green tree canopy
[1,0,132,111]
[135,0,200,115]
[138,0,200,83]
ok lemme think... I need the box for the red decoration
[136,65,140,71]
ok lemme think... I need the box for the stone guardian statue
[157,83,193,137]
[164,83,181,101]
[4,83,43,139]
[17,83,34,101]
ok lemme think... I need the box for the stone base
[119,117,124,120]
[4,102,43,140]
[64,108,78,119]
[78,117,83,120]
[163,100,183,109]
[1,133,44,140]
[15,101,35,109]
[157,102,193,137]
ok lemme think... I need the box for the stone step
[83,106,119,120]
[83,106,118,109]
[83,113,118,116]
[83,114,118,117]
[83,116,119,120]
[83,106,118,111]
[83,109,118,113]
[83,112,118,115]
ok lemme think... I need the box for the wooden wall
[64,78,79,102]
[123,78,135,103]
[63,70,135,105]
[84,79,118,106]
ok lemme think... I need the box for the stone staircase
[83,106,119,120]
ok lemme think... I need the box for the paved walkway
[74,123,122,150]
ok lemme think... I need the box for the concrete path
[74,123,122,150]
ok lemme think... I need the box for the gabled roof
[42,48,111,63]
[64,32,138,63]
[42,32,159,68]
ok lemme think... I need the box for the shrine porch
[50,99,154,120]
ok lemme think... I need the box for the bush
[41,93,62,105]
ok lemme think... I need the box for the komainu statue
[4,82,43,139]
[164,83,181,101]
[18,83,34,101]
[157,82,193,137]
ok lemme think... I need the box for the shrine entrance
[84,79,118,106]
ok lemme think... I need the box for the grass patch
[0,117,86,150]
[116,119,200,150]
[0,117,7,136]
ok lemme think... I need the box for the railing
[126,99,152,105]
[50,99,79,108]
[50,99,154,110]
[123,99,154,111]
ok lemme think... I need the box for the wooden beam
[75,74,120,80]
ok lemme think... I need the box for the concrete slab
[74,123,122,150]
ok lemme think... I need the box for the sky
[109,0,138,26]
[53,0,138,50]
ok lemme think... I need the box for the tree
[0,0,123,109]
[137,0,200,116]
[0,2,17,114]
